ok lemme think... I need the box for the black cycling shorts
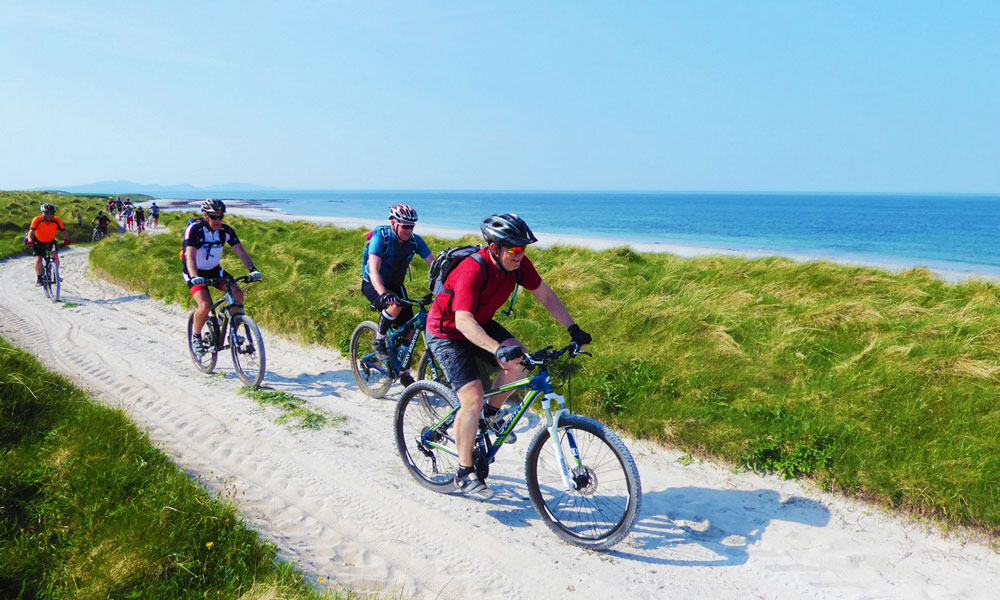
[425,320,516,391]
[32,242,57,257]
[361,280,414,325]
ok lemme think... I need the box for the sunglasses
[398,223,415,230]
[205,213,225,221]
[505,246,525,256]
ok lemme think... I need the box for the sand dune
[1,248,997,599]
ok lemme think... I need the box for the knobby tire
[230,314,266,388]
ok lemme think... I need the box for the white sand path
[1,248,998,599]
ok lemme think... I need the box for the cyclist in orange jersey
[26,204,70,285]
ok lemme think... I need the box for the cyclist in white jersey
[182,199,262,353]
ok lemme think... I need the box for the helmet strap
[488,244,511,274]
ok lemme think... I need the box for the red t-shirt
[427,247,542,340]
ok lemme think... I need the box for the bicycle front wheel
[349,321,392,398]
[41,261,53,300]
[187,312,219,374]
[51,261,60,302]
[230,314,266,388]
[395,380,461,492]
[416,347,450,388]
[525,414,642,550]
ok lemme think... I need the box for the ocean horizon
[152,190,1000,279]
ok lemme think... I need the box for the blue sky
[2,1,998,193]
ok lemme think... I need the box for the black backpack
[429,245,521,317]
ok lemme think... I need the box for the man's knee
[457,380,485,411]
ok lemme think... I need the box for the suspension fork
[541,393,582,490]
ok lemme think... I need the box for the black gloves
[495,345,526,364]
[567,324,592,347]
[378,291,399,308]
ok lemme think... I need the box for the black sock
[483,405,501,418]
[457,465,474,478]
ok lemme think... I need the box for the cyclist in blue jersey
[361,204,435,383]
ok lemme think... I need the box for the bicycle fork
[541,394,584,491]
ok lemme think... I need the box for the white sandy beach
[2,243,1000,599]
[158,198,1000,284]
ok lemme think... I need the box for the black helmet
[201,198,226,214]
[40,203,56,214]
[480,213,537,247]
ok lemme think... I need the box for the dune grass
[0,191,122,260]
[86,207,1000,536]
[0,335,349,599]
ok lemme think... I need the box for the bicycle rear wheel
[349,321,392,398]
[395,380,461,492]
[230,314,266,388]
[187,313,219,373]
[525,414,642,550]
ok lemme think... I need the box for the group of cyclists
[27,197,591,502]
[100,196,161,234]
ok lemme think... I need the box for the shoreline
[157,198,1000,284]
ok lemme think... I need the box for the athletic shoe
[35,277,43,286]
[484,409,517,444]
[454,471,493,500]
[399,372,415,388]
[191,333,206,355]
[372,337,389,359]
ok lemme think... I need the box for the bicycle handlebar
[399,293,435,309]
[202,274,260,288]
[523,342,591,367]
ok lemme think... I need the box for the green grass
[240,387,341,430]
[0,191,125,260]
[0,335,350,599]
[86,205,1000,536]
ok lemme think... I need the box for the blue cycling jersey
[361,226,431,288]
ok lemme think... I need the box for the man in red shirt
[26,203,70,285]
[426,213,591,499]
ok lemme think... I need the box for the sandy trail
[1,249,998,599]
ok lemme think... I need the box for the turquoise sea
[157,190,1000,278]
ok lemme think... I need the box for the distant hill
[36,181,276,195]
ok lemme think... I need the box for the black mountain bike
[38,243,61,302]
[187,275,266,388]
[395,343,642,549]
[349,294,447,398]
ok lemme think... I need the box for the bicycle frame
[361,300,429,376]
[204,280,247,351]
[421,364,584,492]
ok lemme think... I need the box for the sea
[156,190,1000,279]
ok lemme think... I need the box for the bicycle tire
[395,380,461,492]
[349,321,392,398]
[41,261,53,300]
[230,314,266,388]
[524,414,642,549]
[187,312,219,374]
[92,229,105,242]
[416,348,450,387]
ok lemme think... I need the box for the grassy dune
[88,207,1000,536]
[0,336,341,599]
[1,191,116,260]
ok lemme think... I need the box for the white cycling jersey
[182,220,240,271]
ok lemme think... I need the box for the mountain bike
[91,226,107,242]
[186,275,266,388]
[394,343,642,549]
[37,243,62,302]
[349,294,447,398]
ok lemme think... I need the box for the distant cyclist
[425,213,591,499]
[123,202,134,232]
[150,202,160,228]
[183,199,262,354]
[92,210,111,239]
[361,204,435,386]
[26,204,70,285]
[134,205,146,233]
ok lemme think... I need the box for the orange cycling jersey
[30,215,66,243]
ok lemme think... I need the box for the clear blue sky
[2,1,998,193]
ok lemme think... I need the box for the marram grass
[0,335,351,599]
[88,206,1000,536]
[0,190,121,260]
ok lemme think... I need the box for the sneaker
[372,337,389,359]
[35,277,43,286]
[484,408,517,444]
[191,333,206,355]
[454,471,493,500]
[399,372,415,388]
